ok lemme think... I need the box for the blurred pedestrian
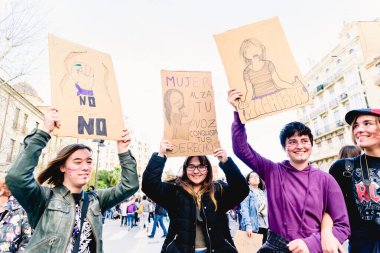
[147,203,167,238]
[338,145,362,159]
[0,178,31,252]
[240,171,268,244]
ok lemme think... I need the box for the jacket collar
[53,185,86,204]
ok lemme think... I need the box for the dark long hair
[175,156,219,211]
[246,171,266,191]
[37,144,92,186]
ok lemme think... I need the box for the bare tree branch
[0,0,47,84]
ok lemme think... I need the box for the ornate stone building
[297,20,380,171]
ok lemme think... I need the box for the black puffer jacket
[142,153,249,253]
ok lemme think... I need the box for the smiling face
[60,149,93,192]
[186,157,208,186]
[284,133,312,169]
[352,115,380,152]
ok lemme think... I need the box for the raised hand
[42,107,61,133]
[159,139,173,157]
[117,129,131,154]
[228,88,244,110]
[214,147,227,163]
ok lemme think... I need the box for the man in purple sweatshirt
[228,89,350,253]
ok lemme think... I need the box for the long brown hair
[176,156,219,211]
[37,144,92,186]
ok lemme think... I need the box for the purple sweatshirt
[232,112,350,252]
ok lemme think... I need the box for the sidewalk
[103,217,169,252]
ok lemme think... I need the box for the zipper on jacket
[165,234,178,251]
[201,199,212,252]
[64,203,78,252]
[224,238,238,252]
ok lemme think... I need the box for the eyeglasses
[187,164,207,172]
[286,139,312,148]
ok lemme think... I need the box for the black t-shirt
[329,155,380,239]
[68,193,96,253]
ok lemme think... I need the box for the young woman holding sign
[142,139,248,253]
[6,108,139,253]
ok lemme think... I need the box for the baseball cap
[345,108,380,125]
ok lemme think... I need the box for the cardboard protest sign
[161,70,220,157]
[49,34,124,140]
[234,230,263,253]
[214,17,310,123]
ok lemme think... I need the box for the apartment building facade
[297,20,380,171]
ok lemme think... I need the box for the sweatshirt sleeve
[326,175,350,243]
[303,175,350,252]
[231,111,277,182]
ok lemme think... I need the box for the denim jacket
[240,186,266,233]
[6,129,139,253]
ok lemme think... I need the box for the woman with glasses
[142,139,249,253]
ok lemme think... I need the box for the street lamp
[93,139,105,190]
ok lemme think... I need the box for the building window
[7,139,16,162]
[336,59,342,65]
[22,113,28,133]
[351,93,364,108]
[349,48,355,55]
[12,108,20,129]
[334,110,340,123]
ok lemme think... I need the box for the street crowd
[0,90,379,253]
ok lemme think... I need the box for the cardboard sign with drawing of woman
[49,34,124,140]
[161,70,220,157]
[214,17,310,123]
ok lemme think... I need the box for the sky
[7,0,380,174]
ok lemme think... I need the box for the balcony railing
[314,121,346,137]
[328,98,338,109]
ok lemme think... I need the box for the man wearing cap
[329,109,380,252]
[228,89,350,253]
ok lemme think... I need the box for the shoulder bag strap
[343,158,354,177]
[0,210,8,222]
[72,192,90,253]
